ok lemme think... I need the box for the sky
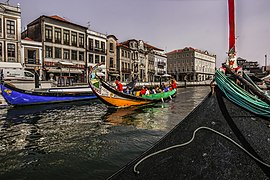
[11,0,270,66]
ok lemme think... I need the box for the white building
[21,37,42,77]
[167,47,216,81]
[86,29,107,77]
[0,2,22,69]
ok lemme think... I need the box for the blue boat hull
[1,83,96,106]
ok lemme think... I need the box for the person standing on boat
[140,86,146,96]
[170,79,177,90]
[115,79,123,92]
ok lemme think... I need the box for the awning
[0,62,23,69]
[162,74,171,77]
[108,74,119,76]
[58,61,74,66]
[47,68,82,74]
[96,72,105,76]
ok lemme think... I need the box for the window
[63,29,70,45]
[45,25,52,42]
[101,56,105,63]
[95,55,99,64]
[89,38,93,50]
[63,49,70,60]
[0,42,2,61]
[109,58,114,68]
[109,43,113,52]
[89,54,93,63]
[54,27,61,43]
[79,51,84,61]
[6,20,15,37]
[79,33,84,48]
[71,50,77,60]
[71,32,77,46]
[95,40,99,49]
[7,43,15,62]
[101,42,105,52]
[45,46,53,58]
[0,18,2,34]
[121,50,124,57]
[55,47,62,59]
[27,50,36,64]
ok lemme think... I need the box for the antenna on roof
[6,0,9,5]
[87,21,91,29]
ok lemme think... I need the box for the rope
[133,126,270,174]
[215,70,270,117]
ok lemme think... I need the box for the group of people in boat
[115,79,177,96]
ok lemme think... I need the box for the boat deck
[108,87,270,179]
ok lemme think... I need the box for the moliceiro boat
[108,0,270,179]
[0,82,96,106]
[88,66,176,108]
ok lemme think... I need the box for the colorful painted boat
[0,82,96,106]
[88,67,176,108]
[108,1,270,179]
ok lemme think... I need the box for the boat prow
[88,67,176,108]
[0,82,96,106]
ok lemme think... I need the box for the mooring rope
[215,70,270,117]
[133,126,270,174]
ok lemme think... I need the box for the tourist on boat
[155,85,162,93]
[161,83,166,91]
[151,88,157,94]
[123,87,130,94]
[115,79,123,92]
[140,86,147,96]
[170,79,177,90]
[145,87,150,95]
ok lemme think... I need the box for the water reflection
[0,86,210,179]
[103,103,171,130]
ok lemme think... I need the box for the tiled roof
[167,47,196,54]
[119,39,163,51]
[23,37,33,41]
[49,15,69,22]
[144,42,163,51]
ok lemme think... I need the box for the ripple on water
[0,86,210,179]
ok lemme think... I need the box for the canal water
[0,86,210,180]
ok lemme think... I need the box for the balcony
[7,57,15,62]
[157,70,165,75]
[94,47,106,53]
[121,68,131,73]
[7,33,15,39]
[25,58,40,65]
[109,65,116,71]
[148,69,155,73]
[158,62,166,66]
[45,38,53,42]
[64,40,70,45]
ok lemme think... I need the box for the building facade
[167,47,216,81]
[22,15,87,84]
[149,47,167,82]
[21,37,42,77]
[0,3,22,69]
[86,29,107,79]
[106,35,118,81]
[118,39,163,82]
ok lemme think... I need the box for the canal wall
[134,80,212,88]
[2,80,212,91]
